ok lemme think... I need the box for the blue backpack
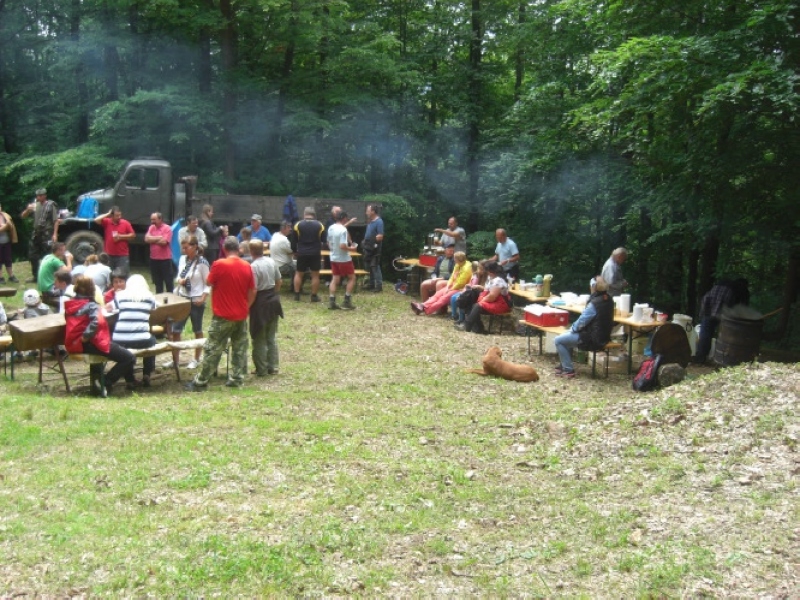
[76,196,99,221]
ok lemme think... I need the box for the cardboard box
[523,304,569,327]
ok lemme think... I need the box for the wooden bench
[486,311,515,334]
[64,338,207,392]
[319,269,370,291]
[319,269,369,278]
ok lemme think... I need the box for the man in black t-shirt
[292,207,325,302]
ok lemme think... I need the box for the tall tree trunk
[219,0,238,179]
[267,1,297,164]
[687,248,699,318]
[0,42,18,153]
[514,3,525,101]
[102,2,119,101]
[774,245,799,339]
[71,0,89,143]
[466,0,483,232]
[127,2,143,96]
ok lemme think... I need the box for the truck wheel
[66,231,103,265]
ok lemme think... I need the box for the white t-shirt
[327,223,351,263]
[270,232,294,268]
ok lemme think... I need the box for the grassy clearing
[0,277,797,596]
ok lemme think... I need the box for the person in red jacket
[64,275,136,397]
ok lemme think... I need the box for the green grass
[0,268,796,596]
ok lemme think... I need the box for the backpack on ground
[632,353,663,392]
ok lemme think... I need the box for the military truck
[57,157,368,263]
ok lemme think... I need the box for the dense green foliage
[1,0,798,341]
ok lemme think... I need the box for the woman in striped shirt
[112,274,157,387]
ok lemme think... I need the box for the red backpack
[632,354,663,392]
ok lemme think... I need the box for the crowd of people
[1,187,757,390]
[0,197,388,395]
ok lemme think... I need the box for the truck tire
[66,231,104,265]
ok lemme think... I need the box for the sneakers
[224,380,242,388]
[162,359,175,369]
[185,381,207,392]
[410,302,423,315]
[26,277,36,283]
[310,294,321,303]
[8,275,18,283]
[187,360,199,369]
[0,277,5,284]
[329,301,341,310]
[267,368,279,375]
[90,378,107,398]
[342,298,356,311]
[294,292,301,301]
[556,369,576,378]
[454,323,466,331]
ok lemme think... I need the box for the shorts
[331,261,355,277]
[296,253,321,273]
[172,301,205,334]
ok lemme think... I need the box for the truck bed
[192,194,369,230]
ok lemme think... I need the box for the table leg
[628,327,633,375]
[55,346,70,392]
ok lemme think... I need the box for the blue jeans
[554,331,581,372]
[695,316,717,361]
[450,293,465,322]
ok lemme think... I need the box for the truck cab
[59,158,187,263]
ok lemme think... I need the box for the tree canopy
[2,0,798,342]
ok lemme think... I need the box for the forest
[1,0,798,346]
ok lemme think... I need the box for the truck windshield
[125,167,160,190]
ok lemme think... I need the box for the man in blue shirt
[363,204,384,292]
[489,228,520,281]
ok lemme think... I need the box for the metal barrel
[714,315,763,366]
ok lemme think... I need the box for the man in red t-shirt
[94,206,136,274]
[187,236,256,391]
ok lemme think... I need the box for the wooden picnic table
[508,288,550,306]
[548,298,662,374]
[151,293,191,327]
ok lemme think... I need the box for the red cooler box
[524,304,569,327]
[418,254,438,267]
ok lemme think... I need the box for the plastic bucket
[672,314,693,332]
[714,315,763,366]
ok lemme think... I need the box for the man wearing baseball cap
[239,214,271,243]
[20,187,59,283]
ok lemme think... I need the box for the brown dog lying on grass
[468,346,540,382]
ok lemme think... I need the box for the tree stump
[657,363,686,388]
